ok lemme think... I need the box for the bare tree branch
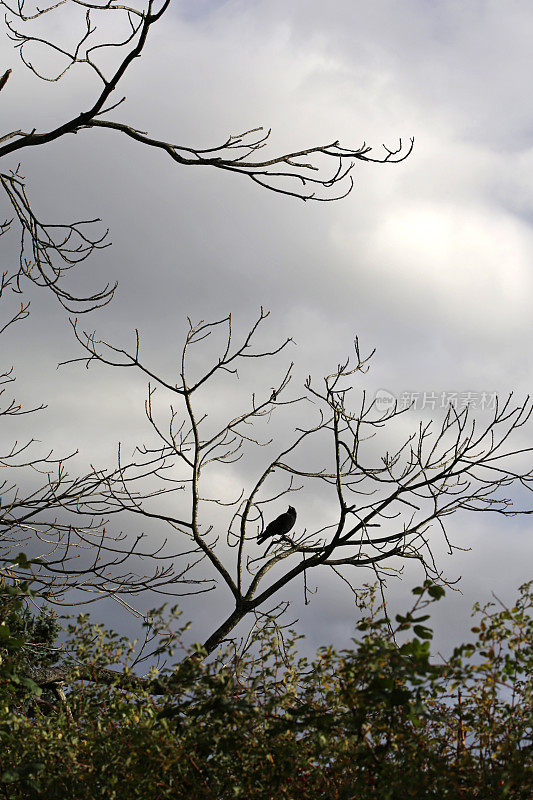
[26,311,530,691]
[0,0,413,204]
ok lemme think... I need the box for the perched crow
[258,506,296,546]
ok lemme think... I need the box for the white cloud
[337,200,533,331]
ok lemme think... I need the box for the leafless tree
[0,0,412,309]
[0,271,202,609]
[0,1,413,599]
[0,164,187,605]
[2,1,530,699]
[17,308,529,694]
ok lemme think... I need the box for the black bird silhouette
[258,506,296,546]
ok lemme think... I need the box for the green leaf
[413,625,433,640]
[12,552,31,569]
[1,770,20,784]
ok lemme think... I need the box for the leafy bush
[0,580,530,799]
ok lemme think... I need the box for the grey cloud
[1,0,532,652]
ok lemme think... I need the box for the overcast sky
[1,0,532,659]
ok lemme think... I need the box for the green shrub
[0,580,530,799]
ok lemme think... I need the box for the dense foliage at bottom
[0,578,531,799]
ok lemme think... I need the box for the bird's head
[287,506,296,517]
